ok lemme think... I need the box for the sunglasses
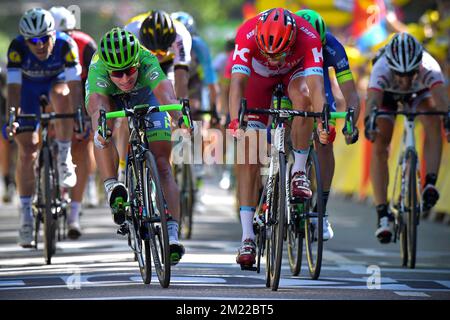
[260,50,287,61]
[150,49,168,56]
[393,69,419,78]
[27,35,50,45]
[109,66,138,78]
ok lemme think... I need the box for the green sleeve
[137,48,167,91]
[85,52,115,98]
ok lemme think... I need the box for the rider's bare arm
[67,80,83,112]
[365,89,384,118]
[7,83,21,115]
[174,67,189,100]
[305,74,327,113]
[430,83,449,113]
[153,78,183,123]
[229,73,248,121]
[339,79,361,121]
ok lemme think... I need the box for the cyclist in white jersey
[365,33,449,244]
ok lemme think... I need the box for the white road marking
[394,291,430,297]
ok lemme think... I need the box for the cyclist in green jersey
[86,28,187,264]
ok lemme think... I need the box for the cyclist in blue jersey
[171,11,219,113]
[296,9,361,241]
[5,8,83,248]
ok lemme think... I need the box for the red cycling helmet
[255,8,297,55]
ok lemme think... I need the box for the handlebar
[97,101,194,139]
[7,106,84,141]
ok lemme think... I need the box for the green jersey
[85,46,166,104]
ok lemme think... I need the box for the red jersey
[231,13,324,78]
[69,30,97,82]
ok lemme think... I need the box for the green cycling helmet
[296,9,327,44]
[99,27,140,70]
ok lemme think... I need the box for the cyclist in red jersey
[227,8,330,267]
[50,6,98,239]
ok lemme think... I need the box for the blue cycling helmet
[171,11,196,34]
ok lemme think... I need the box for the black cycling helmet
[139,10,176,52]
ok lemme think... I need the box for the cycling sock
[56,140,72,163]
[240,206,255,242]
[167,220,179,242]
[68,201,81,225]
[376,204,389,220]
[19,196,33,225]
[104,178,118,194]
[425,173,437,186]
[291,148,309,175]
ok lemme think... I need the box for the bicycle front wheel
[266,152,287,291]
[126,157,152,284]
[144,151,171,288]
[405,150,419,269]
[304,148,323,280]
[42,147,57,265]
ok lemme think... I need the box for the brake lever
[238,98,248,130]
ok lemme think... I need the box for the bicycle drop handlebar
[98,99,194,140]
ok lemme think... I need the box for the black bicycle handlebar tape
[347,108,355,135]
[7,107,16,141]
[321,103,330,133]
[76,107,84,134]
[181,99,193,130]
[15,126,35,134]
[238,98,247,129]
[98,109,107,139]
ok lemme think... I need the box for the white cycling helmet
[385,32,423,74]
[49,6,76,31]
[19,8,55,38]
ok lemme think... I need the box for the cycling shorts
[19,73,65,127]
[112,89,171,143]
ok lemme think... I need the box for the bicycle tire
[267,152,286,291]
[391,159,408,267]
[286,158,303,276]
[144,151,171,288]
[180,164,194,239]
[42,147,56,265]
[405,150,418,269]
[126,158,152,284]
[304,148,323,280]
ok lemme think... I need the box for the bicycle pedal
[290,197,305,204]
[117,223,129,236]
[240,265,257,271]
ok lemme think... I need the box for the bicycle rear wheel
[405,150,419,269]
[42,147,57,265]
[287,158,303,276]
[180,164,194,239]
[304,148,323,280]
[266,152,287,291]
[144,151,171,288]
[126,158,152,284]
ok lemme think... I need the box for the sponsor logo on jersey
[149,71,160,81]
[65,49,77,63]
[233,44,250,63]
[336,58,349,69]
[96,80,109,88]
[231,64,250,75]
[325,45,336,57]
[312,47,323,63]
[299,26,317,39]
[246,30,255,40]
[8,51,22,63]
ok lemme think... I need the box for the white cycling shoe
[58,158,77,188]
[311,216,334,241]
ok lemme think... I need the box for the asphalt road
[1,173,450,302]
